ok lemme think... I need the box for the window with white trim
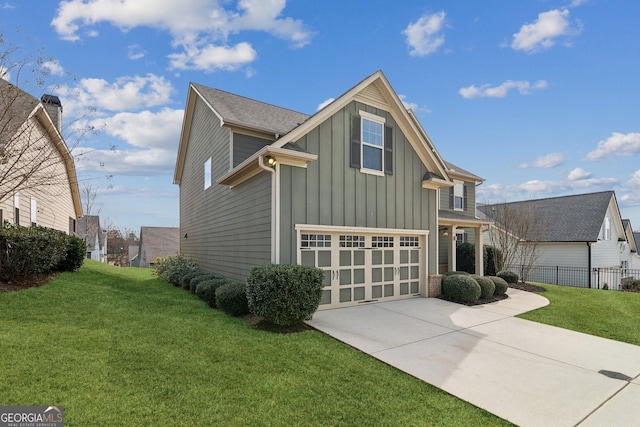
[31,197,37,226]
[453,181,464,211]
[455,230,467,246]
[13,191,19,224]
[204,158,212,190]
[350,111,393,175]
[604,217,611,240]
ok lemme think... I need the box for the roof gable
[481,191,621,242]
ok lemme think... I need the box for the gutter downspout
[258,155,279,263]
[587,242,592,288]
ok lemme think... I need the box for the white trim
[453,180,464,211]
[295,223,430,237]
[30,197,37,223]
[359,110,386,123]
[258,154,278,263]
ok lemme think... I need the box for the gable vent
[356,83,389,108]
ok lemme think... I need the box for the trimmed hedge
[484,245,501,276]
[153,254,197,286]
[189,273,223,294]
[472,275,495,300]
[442,271,471,279]
[442,274,481,304]
[0,224,72,281]
[195,278,229,307]
[246,264,324,326]
[456,242,475,274]
[179,269,202,290]
[497,270,519,284]
[488,276,509,296]
[216,282,250,316]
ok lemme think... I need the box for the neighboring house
[0,79,82,232]
[76,215,107,262]
[128,245,140,267]
[438,161,491,274]
[174,70,487,310]
[138,227,179,267]
[480,191,631,288]
[622,220,640,270]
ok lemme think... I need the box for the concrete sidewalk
[307,289,640,427]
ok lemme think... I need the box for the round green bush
[471,275,495,300]
[56,234,87,272]
[179,269,202,290]
[189,273,223,294]
[216,282,249,316]
[442,271,471,279]
[246,264,324,326]
[497,270,519,284]
[195,278,229,307]
[488,276,508,296]
[153,254,198,285]
[442,274,481,304]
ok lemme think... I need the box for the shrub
[497,270,519,284]
[216,282,250,316]
[0,225,67,281]
[195,278,229,307]
[442,274,481,304]
[488,276,509,296]
[56,234,87,272]
[442,271,471,279]
[153,254,197,285]
[189,273,223,294]
[246,264,324,326]
[483,245,502,276]
[456,242,475,274]
[179,268,202,290]
[471,275,495,300]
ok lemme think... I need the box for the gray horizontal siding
[233,133,270,167]
[279,100,438,272]
[180,96,271,281]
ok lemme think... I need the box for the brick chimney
[41,94,63,132]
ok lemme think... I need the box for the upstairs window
[450,181,467,211]
[13,191,19,225]
[350,111,393,175]
[604,217,611,240]
[30,197,37,226]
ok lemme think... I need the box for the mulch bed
[0,273,57,293]
[509,282,547,293]
[241,313,313,334]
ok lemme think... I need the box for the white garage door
[296,226,427,310]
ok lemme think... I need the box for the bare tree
[0,35,101,208]
[484,202,547,283]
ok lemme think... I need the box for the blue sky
[2,0,640,233]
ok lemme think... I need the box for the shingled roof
[0,78,40,138]
[480,191,617,242]
[191,84,310,136]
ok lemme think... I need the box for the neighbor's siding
[179,97,272,281]
[593,206,624,268]
[520,242,590,268]
[278,100,438,273]
[0,116,77,233]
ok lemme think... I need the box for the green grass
[518,283,640,346]
[0,261,510,426]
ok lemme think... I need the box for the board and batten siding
[278,100,438,272]
[180,97,272,281]
[439,181,476,217]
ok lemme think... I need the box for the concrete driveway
[307,289,640,427]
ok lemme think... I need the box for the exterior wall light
[265,155,277,167]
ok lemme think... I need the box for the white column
[475,226,484,275]
[448,226,457,272]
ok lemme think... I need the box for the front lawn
[0,261,510,426]
[517,283,640,346]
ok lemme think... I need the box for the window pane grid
[400,236,419,247]
[372,236,394,248]
[301,234,331,248]
[339,235,365,248]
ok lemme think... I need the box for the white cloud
[628,170,640,187]
[76,147,177,176]
[167,41,256,72]
[316,98,334,111]
[90,108,184,150]
[568,167,592,180]
[2,3,15,9]
[519,152,565,168]
[511,9,582,53]
[569,0,588,7]
[459,80,547,99]
[127,44,146,60]
[51,0,312,72]
[585,132,640,160]
[41,60,65,77]
[59,73,174,115]
[403,11,446,56]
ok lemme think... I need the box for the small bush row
[0,224,86,281]
[153,255,250,317]
[441,272,512,304]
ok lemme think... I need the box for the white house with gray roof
[481,191,634,288]
[174,71,490,310]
